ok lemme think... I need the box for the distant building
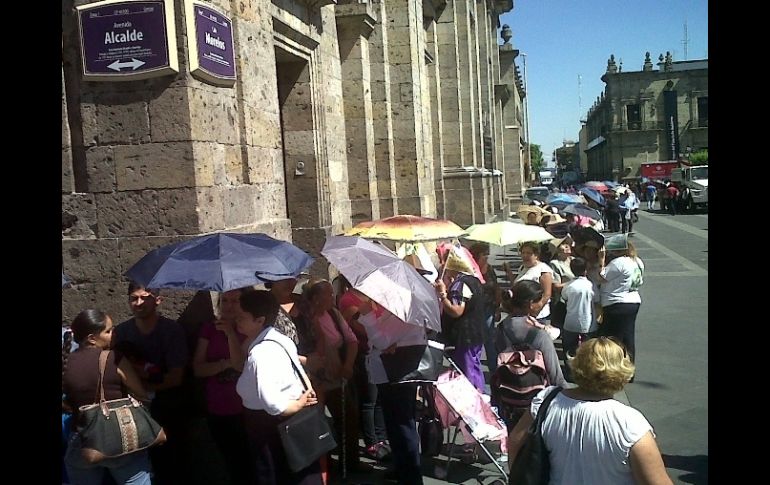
[583,52,708,181]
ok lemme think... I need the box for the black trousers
[354,355,387,447]
[607,212,620,232]
[208,413,254,485]
[326,382,361,473]
[598,303,640,363]
[378,383,423,485]
[149,392,194,485]
[242,408,323,485]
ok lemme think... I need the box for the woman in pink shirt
[192,288,255,485]
[303,279,362,476]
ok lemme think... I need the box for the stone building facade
[584,52,708,181]
[62,0,526,322]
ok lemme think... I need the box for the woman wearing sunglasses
[507,337,672,485]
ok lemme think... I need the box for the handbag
[77,351,166,464]
[263,338,337,473]
[508,386,562,485]
[380,340,444,383]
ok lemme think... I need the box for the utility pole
[682,20,689,60]
[522,52,531,184]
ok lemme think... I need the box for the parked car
[522,186,551,205]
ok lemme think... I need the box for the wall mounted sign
[76,0,178,81]
[185,1,236,87]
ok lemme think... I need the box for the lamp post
[522,52,532,184]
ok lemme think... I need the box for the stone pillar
[383,0,434,216]
[499,43,525,207]
[426,14,446,219]
[336,3,378,225]
[369,0,398,217]
[456,0,479,170]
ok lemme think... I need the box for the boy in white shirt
[561,257,599,380]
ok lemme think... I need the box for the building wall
[62,0,521,322]
[584,55,708,180]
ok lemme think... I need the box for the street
[419,209,709,484]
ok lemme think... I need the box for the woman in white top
[235,289,323,485]
[508,337,672,485]
[597,234,645,371]
[504,241,559,339]
[548,236,575,328]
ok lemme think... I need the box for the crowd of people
[61,221,671,484]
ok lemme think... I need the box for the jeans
[355,355,387,447]
[65,433,152,485]
[378,383,423,485]
[599,303,641,363]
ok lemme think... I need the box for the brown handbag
[77,351,167,463]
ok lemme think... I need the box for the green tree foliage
[530,143,544,173]
[689,149,708,165]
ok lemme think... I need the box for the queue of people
[61,224,669,485]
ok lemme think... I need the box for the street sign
[185,0,236,86]
[76,0,179,81]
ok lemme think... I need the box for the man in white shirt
[561,257,599,380]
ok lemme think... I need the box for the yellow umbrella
[515,205,550,225]
[344,215,466,242]
[463,221,554,247]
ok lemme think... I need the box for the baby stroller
[428,354,509,483]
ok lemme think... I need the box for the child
[560,257,600,380]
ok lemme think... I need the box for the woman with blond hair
[507,337,672,485]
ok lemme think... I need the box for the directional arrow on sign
[107,58,146,72]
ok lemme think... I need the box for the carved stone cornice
[335,2,376,38]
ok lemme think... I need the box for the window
[626,104,641,130]
[697,97,708,126]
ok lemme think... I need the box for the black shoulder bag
[263,338,337,473]
[508,386,562,485]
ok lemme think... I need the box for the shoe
[365,441,391,462]
[544,325,561,341]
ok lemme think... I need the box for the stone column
[336,2,378,225]
[499,43,525,206]
[382,0,434,216]
[369,0,398,217]
[426,13,446,219]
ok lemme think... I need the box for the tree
[529,143,544,173]
[689,149,708,165]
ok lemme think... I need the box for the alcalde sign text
[77,0,178,81]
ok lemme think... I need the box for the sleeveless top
[63,347,124,425]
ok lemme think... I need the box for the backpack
[491,326,549,424]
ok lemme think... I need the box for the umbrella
[124,232,314,292]
[463,221,555,247]
[563,203,603,221]
[322,236,441,331]
[62,272,71,288]
[584,181,609,192]
[515,204,550,224]
[545,193,585,208]
[578,187,606,207]
[344,215,466,242]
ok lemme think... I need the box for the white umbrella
[322,236,441,332]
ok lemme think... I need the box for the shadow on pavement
[662,454,708,484]
[630,380,668,390]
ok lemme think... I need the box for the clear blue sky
[499,0,708,165]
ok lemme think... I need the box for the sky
[499,0,708,165]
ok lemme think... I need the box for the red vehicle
[640,161,678,181]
